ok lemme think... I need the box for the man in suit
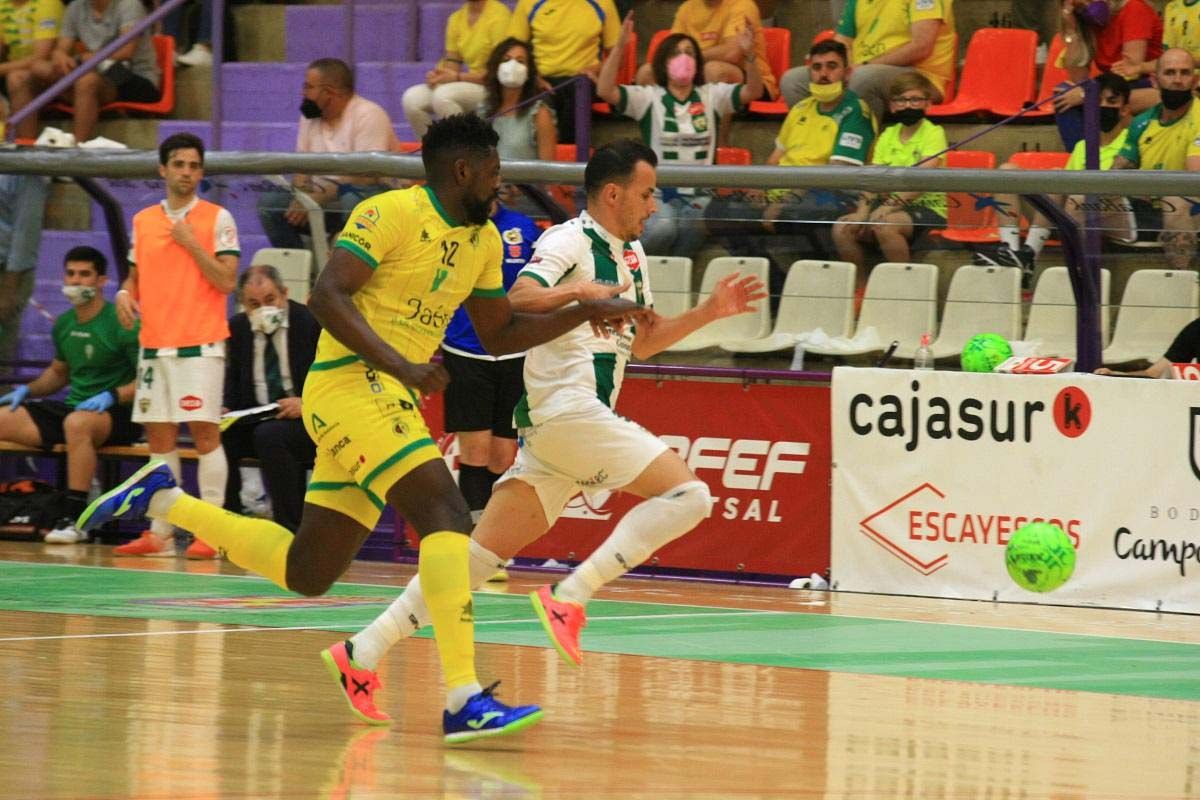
[221,264,320,533]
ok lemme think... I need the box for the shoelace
[479,680,502,699]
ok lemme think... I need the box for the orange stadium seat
[645,29,672,64]
[940,150,1071,245]
[748,27,792,117]
[1023,34,1100,119]
[935,149,998,244]
[52,35,176,117]
[927,28,1036,119]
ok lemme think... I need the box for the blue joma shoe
[442,682,544,745]
[77,460,177,533]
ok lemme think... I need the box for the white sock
[1025,225,1051,255]
[447,681,484,714]
[999,225,1021,251]
[197,447,227,507]
[149,451,182,539]
[148,486,184,518]
[348,540,505,670]
[555,481,713,607]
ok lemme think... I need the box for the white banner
[831,367,1200,612]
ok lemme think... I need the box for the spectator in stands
[637,0,777,106]
[1055,0,1162,146]
[31,0,160,144]
[1096,317,1200,377]
[0,0,63,141]
[597,16,760,257]
[163,0,217,67]
[0,246,140,544]
[0,173,48,371]
[1117,48,1200,270]
[506,0,620,144]
[479,37,556,162]
[979,73,1134,285]
[832,72,945,285]
[114,132,239,558]
[1111,0,1198,111]
[221,265,319,534]
[402,0,510,137]
[705,40,873,283]
[780,0,954,121]
[441,194,541,530]
[257,58,395,251]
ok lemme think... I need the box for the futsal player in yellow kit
[78,114,647,743]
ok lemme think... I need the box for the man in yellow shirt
[78,114,648,744]
[0,0,62,140]
[780,0,955,121]
[507,0,620,143]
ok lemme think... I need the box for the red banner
[424,378,831,578]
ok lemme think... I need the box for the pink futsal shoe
[321,640,392,725]
[529,584,587,666]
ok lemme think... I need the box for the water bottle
[913,333,934,370]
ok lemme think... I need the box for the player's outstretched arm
[308,248,449,395]
[465,292,652,356]
[631,272,767,360]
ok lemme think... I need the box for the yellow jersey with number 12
[312,185,505,371]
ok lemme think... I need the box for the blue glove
[0,384,28,411]
[76,390,115,413]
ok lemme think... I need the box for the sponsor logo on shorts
[349,454,367,477]
[329,436,352,457]
[363,366,384,394]
[179,395,203,411]
[375,397,414,417]
[138,398,151,413]
[577,468,609,488]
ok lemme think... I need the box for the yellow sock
[418,531,477,689]
[166,494,293,590]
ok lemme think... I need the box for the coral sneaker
[113,530,175,557]
[442,682,543,745]
[185,538,220,559]
[529,584,586,666]
[320,640,392,725]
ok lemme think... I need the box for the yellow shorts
[302,361,442,529]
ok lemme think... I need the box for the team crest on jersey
[353,205,380,232]
[623,249,640,271]
[502,227,523,245]
[218,224,238,250]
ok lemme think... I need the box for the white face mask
[61,285,97,306]
[249,305,285,335]
[497,59,529,89]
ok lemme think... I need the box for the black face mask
[299,98,322,119]
[893,108,925,126]
[1099,105,1121,132]
[1161,88,1193,110]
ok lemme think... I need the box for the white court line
[4,560,1199,647]
[0,609,783,643]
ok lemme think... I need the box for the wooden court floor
[2,539,1200,800]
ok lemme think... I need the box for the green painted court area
[3,561,1200,702]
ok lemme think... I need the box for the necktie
[264,335,286,402]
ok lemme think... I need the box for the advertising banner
[831,367,1200,612]
[428,378,832,578]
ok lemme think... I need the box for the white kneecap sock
[556,481,713,607]
[348,539,506,670]
[197,447,227,507]
[149,451,183,538]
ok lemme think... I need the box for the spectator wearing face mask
[256,58,396,250]
[1054,0,1162,147]
[0,246,140,544]
[596,18,761,257]
[402,0,511,137]
[219,265,320,533]
[478,37,556,162]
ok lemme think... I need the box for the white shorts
[132,346,225,424]
[499,406,669,525]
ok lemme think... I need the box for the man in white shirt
[257,57,396,249]
[323,140,767,709]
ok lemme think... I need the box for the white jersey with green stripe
[513,210,652,427]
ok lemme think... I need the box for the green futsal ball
[961,332,1013,372]
[1005,522,1077,593]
